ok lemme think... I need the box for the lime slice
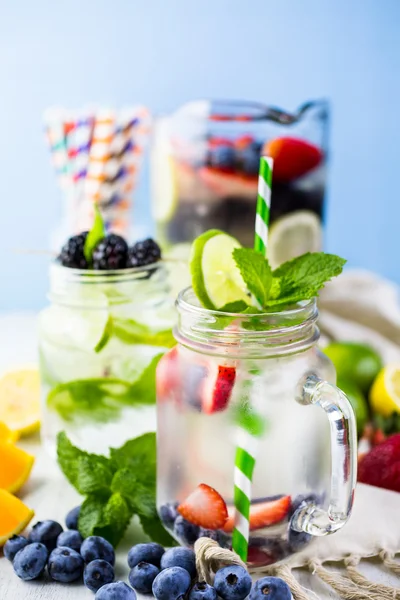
[151,126,178,222]
[268,210,322,269]
[190,230,250,309]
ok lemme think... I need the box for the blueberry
[81,535,115,565]
[66,505,81,530]
[84,559,115,593]
[288,524,312,552]
[189,581,218,600]
[3,535,29,561]
[209,145,236,170]
[173,515,200,545]
[240,143,261,175]
[152,566,191,600]
[290,493,320,517]
[129,561,160,594]
[48,546,84,583]
[159,502,179,527]
[249,576,292,600]
[214,565,252,600]
[95,581,136,600]
[28,520,63,551]
[127,542,165,568]
[160,547,196,578]
[57,530,83,552]
[13,543,48,581]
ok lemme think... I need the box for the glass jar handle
[294,375,357,536]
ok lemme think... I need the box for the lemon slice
[268,210,322,269]
[0,422,19,443]
[190,230,250,309]
[0,368,41,436]
[370,364,400,417]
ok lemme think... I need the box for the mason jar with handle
[156,288,357,567]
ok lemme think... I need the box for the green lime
[323,341,383,394]
[337,378,369,436]
[189,229,250,310]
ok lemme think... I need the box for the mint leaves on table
[47,354,162,423]
[230,249,346,312]
[84,206,106,264]
[57,431,175,548]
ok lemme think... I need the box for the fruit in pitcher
[173,515,200,544]
[263,137,322,182]
[152,566,192,600]
[223,495,291,532]
[201,365,236,414]
[84,559,115,592]
[249,576,292,600]
[214,565,252,600]
[156,347,180,401]
[358,433,400,492]
[48,546,84,583]
[178,483,228,530]
[158,502,179,527]
[0,441,35,493]
[13,542,48,580]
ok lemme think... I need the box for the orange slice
[0,441,35,493]
[0,489,34,545]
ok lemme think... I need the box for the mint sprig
[231,249,346,311]
[57,431,176,548]
[84,206,106,264]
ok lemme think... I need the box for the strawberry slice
[178,483,228,530]
[156,347,179,401]
[201,365,236,414]
[223,495,291,532]
[198,167,258,199]
[263,137,323,182]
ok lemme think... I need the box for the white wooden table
[0,312,398,599]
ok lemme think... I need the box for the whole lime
[337,378,369,436]
[324,341,383,395]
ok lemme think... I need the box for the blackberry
[127,238,161,268]
[92,234,128,270]
[58,232,88,269]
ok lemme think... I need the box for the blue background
[1,0,399,310]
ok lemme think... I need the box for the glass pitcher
[151,99,328,267]
[156,289,357,567]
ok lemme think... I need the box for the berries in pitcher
[178,483,228,530]
[173,515,200,545]
[223,495,291,532]
[201,365,236,414]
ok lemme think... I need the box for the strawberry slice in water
[223,495,291,532]
[156,347,180,401]
[178,483,229,530]
[201,365,236,414]
[263,137,322,182]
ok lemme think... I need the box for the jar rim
[50,260,162,284]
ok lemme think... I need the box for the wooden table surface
[0,312,398,599]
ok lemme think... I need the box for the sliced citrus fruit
[0,368,41,436]
[0,489,34,545]
[324,341,382,394]
[0,441,35,493]
[0,421,19,443]
[268,210,322,269]
[370,364,400,418]
[190,230,250,310]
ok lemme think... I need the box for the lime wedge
[268,210,322,269]
[190,230,250,309]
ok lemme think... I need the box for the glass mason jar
[39,262,174,456]
[151,99,328,267]
[156,289,357,566]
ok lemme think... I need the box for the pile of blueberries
[3,505,293,600]
[58,233,162,271]
[206,139,263,177]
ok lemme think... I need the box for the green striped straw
[232,155,273,562]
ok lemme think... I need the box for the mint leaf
[57,431,111,489]
[93,493,131,546]
[110,432,156,475]
[218,300,250,313]
[84,206,106,264]
[269,252,346,306]
[139,514,176,547]
[113,318,175,348]
[78,495,107,538]
[233,248,272,306]
[129,354,163,406]
[74,456,113,495]
[232,401,267,437]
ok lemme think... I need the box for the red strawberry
[223,496,291,532]
[358,434,400,492]
[156,347,179,401]
[178,483,228,530]
[201,365,236,414]
[263,137,323,182]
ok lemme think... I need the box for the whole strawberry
[358,433,400,492]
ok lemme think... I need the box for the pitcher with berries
[156,161,357,566]
[39,208,174,456]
